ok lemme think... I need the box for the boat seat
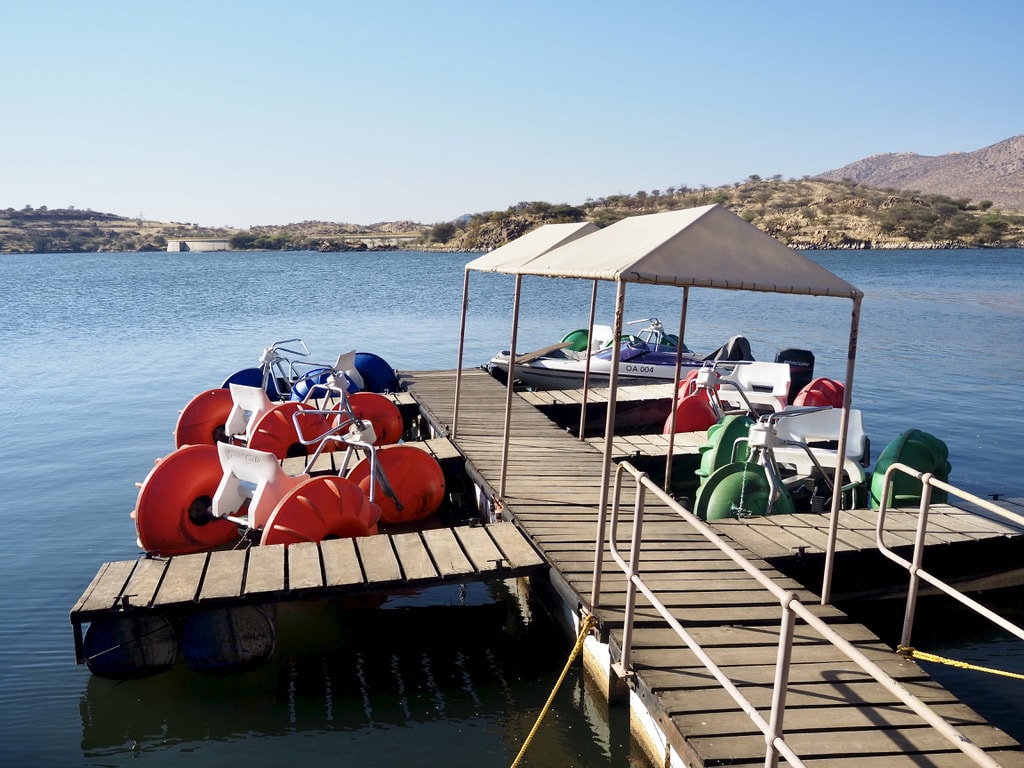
[770,406,867,485]
[211,441,305,530]
[718,361,791,413]
[591,325,615,350]
[224,382,275,441]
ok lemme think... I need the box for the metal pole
[821,295,861,604]
[765,598,797,768]
[900,479,934,649]
[592,281,626,602]
[452,268,471,437]
[577,280,599,439]
[619,477,647,672]
[498,275,523,499]
[663,287,689,490]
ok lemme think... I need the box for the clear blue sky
[4,1,1021,228]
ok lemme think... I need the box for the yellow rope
[510,613,598,768]
[898,645,1024,680]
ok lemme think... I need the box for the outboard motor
[775,348,815,403]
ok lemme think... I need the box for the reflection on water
[76,584,633,767]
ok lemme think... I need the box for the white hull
[487,351,701,390]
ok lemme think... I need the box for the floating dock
[70,518,546,666]
[71,369,1024,766]
[402,369,1024,768]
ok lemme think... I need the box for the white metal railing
[589,460,1012,768]
[875,462,1024,651]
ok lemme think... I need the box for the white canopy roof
[455,203,863,604]
[464,221,598,273]
[474,204,862,300]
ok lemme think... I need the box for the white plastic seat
[771,406,867,485]
[718,361,791,412]
[224,383,275,441]
[590,324,615,350]
[212,441,305,529]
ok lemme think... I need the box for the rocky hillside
[437,179,1024,252]
[4,134,1024,253]
[816,134,1024,211]
[0,207,427,254]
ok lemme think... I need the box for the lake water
[0,247,1021,766]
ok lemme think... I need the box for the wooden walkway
[70,520,546,665]
[402,368,1024,768]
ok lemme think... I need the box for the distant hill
[439,180,1024,252]
[815,135,1024,211]
[5,136,1024,254]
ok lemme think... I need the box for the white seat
[590,324,615,350]
[771,406,867,485]
[212,441,305,529]
[224,383,274,441]
[718,361,791,412]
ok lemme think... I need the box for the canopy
[464,221,598,273]
[473,204,862,300]
[454,203,863,604]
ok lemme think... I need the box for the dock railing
[875,462,1024,652]
[589,461,1012,768]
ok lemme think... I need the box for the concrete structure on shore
[166,238,231,252]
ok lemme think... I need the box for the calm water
[0,248,1022,765]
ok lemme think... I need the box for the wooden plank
[421,526,473,577]
[423,437,463,461]
[790,753,1024,768]
[686,724,1021,765]
[198,549,246,601]
[713,518,806,559]
[454,524,505,573]
[674,700,988,738]
[244,544,285,595]
[514,341,571,364]
[657,677,959,715]
[937,504,1022,535]
[639,622,883,649]
[637,655,928,690]
[356,534,402,584]
[287,541,323,590]
[392,532,438,581]
[321,537,364,587]
[121,556,168,609]
[631,638,896,668]
[153,552,208,606]
[487,522,546,569]
[73,560,137,614]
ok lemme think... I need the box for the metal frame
[874,463,1024,649]
[590,460,1011,768]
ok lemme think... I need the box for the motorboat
[486,317,761,391]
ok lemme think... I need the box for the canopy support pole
[663,287,690,490]
[590,279,626,603]
[821,295,862,604]
[577,280,600,439]
[452,268,471,437]
[498,275,524,499]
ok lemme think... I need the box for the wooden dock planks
[70,520,547,663]
[401,369,1024,768]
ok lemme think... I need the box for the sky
[3,1,1022,228]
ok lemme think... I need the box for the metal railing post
[900,474,933,649]
[765,598,797,768]
[619,471,646,672]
